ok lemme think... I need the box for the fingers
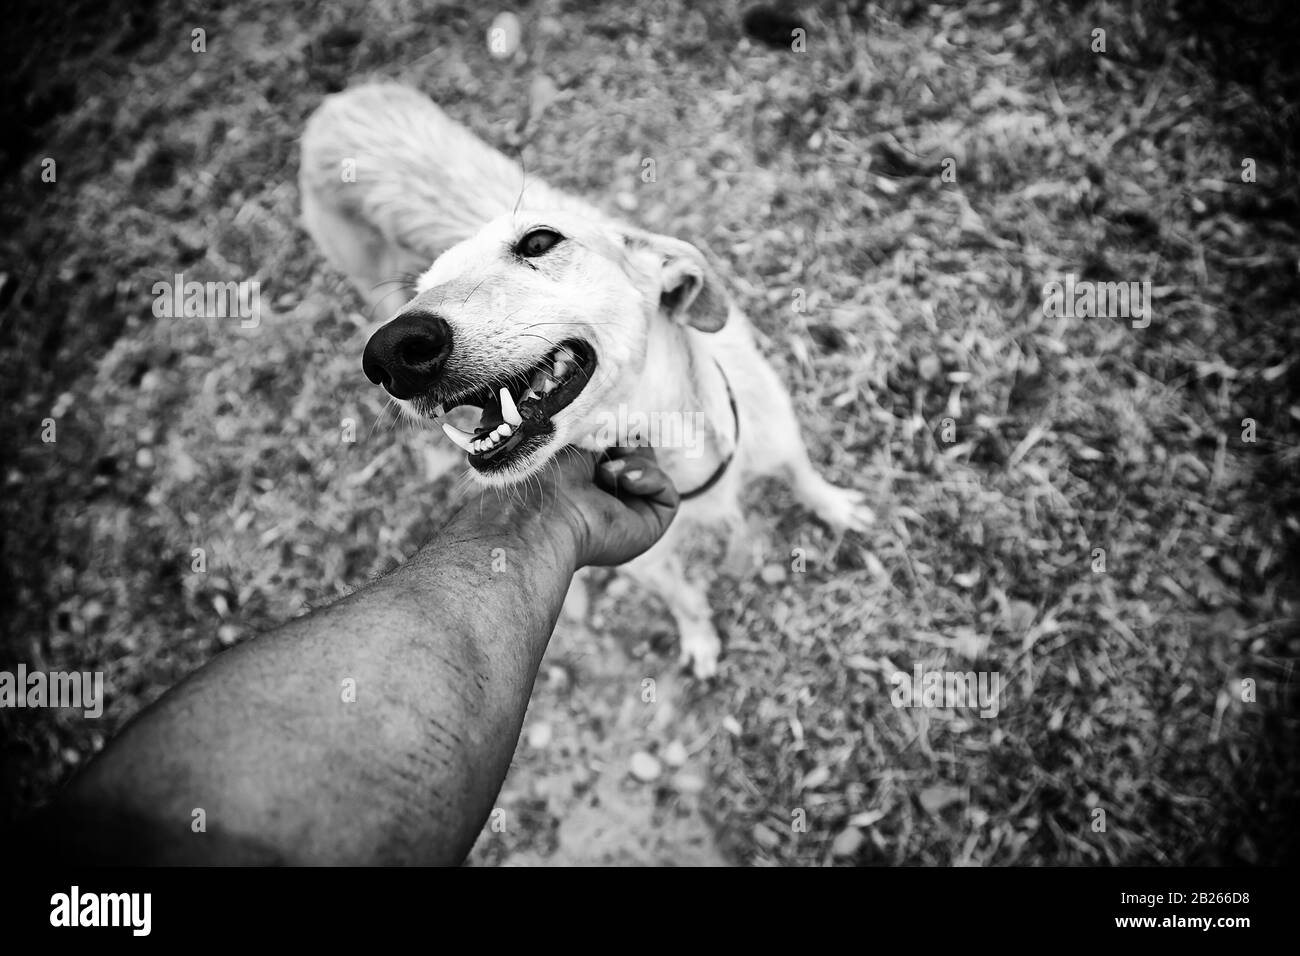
[597,445,645,463]
[545,445,680,567]
[597,447,680,511]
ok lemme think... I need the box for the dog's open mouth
[433,339,597,473]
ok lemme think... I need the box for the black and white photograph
[0,0,1295,919]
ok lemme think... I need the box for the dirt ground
[2,0,1297,865]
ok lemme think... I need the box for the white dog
[300,83,872,677]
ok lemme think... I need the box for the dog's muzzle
[361,309,454,400]
[362,305,599,475]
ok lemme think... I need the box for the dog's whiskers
[366,272,421,318]
[512,157,530,220]
[368,400,391,440]
[517,320,620,328]
[373,270,421,293]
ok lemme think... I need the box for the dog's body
[300,83,871,676]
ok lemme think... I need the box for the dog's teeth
[442,422,476,453]
[523,388,542,402]
[551,347,578,379]
[499,387,522,426]
[495,424,511,438]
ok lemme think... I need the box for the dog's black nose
[362,309,453,399]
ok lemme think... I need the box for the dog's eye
[515,228,564,258]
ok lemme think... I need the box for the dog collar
[679,362,739,501]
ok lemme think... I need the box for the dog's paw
[813,484,876,533]
[679,627,722,680]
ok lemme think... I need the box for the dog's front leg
[620,547,722,680]
[736,351,876,533]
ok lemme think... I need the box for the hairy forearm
[40,497,580,865]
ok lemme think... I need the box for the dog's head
[361,209,729,485]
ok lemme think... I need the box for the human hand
[548,445,680,567]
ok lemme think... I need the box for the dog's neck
[626,321,737,489]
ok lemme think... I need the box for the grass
[1,0,1297,865]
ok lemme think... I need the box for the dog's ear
[628,230,730,333]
